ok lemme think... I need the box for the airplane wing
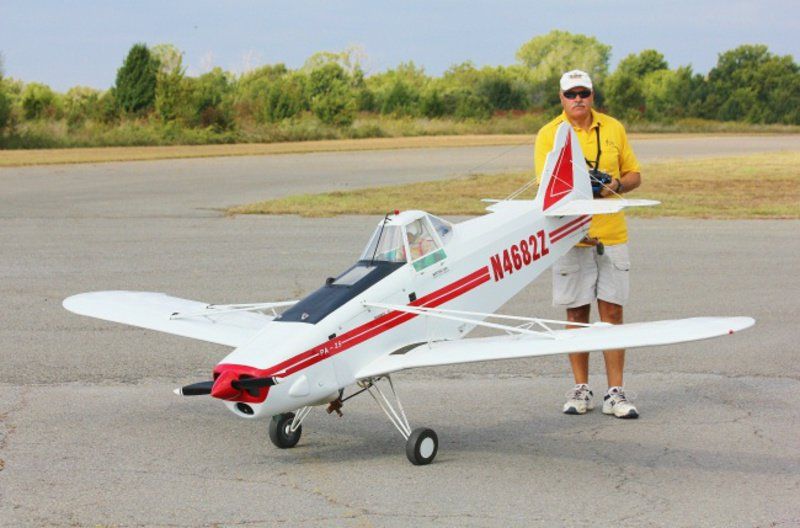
[543,198,660,216]
[63,291,285,347]
[355,316,754,379]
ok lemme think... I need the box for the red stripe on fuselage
[549,215,590,239]
[550,216,592,244]
[272,266,491,374]
[213,266,491,398]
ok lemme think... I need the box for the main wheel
[269,412,302,449]
[405,427,438,465]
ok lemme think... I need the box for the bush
[476,68,526,111]
[308,64,356,127]
[21,82,60,120]
[63,86,100,128]
[0,86,10,131]
[263,74,307,122]
[189,68,233,129]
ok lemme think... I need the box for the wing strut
[363,301,605,339]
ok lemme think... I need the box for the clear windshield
[407,218,447,271]
[360,225,407,263]
[406,218,439,261]
[428,214,453,243]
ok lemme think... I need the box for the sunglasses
[563,89,592,99]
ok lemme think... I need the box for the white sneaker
[602,387,639,419]
[563,384,594,415]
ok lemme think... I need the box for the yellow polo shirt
[534,110,640,245]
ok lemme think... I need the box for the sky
[1,0,799,92]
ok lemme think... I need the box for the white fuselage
[216,201,590,418]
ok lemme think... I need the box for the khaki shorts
[552,243,630,308]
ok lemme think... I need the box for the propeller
[173,380,214,396]
[232,376,280,391]
[173,376,280,397]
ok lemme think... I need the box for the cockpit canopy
[279,211,454,324]
[359,211,453,270]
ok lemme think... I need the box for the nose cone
[211,364,271,403]
[210,370,241,400]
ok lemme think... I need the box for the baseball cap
[560,70,593,92]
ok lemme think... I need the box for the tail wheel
[269,412,302,449]
[405,427,438,465]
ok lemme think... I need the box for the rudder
[535,123,592,211]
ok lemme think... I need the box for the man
[534,70,642,419]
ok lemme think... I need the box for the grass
[228,152,800,220]
[3,113,799,167]
[0,134,535,167]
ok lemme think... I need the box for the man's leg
[598,299,638,418]
[554,246,596,415]
[566,304,591,384]
[598,300,623,387]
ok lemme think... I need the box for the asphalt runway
[1,136,799,527]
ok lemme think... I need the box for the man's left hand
[599,178,621,198]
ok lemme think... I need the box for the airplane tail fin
[534,123,592,212]
[535,122,660,216]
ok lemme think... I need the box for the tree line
[1,30,798,146]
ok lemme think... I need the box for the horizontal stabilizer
[543,199,660,217]
[356,316,754,378]
[64,291,273,347]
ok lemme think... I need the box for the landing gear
[360,376,439,465]
[269,406,311,448]
[406,427,438,465]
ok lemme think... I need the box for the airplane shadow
[259,382,799,475]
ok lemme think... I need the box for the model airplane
[63,123,754,465]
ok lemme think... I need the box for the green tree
[308,63,356,126]
[706,45,800,123]
[115,43,158,115]
[516,30,612,89]
[616,49,668,78]
[152,44,188,121]
[605,50,669,120]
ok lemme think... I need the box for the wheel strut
[360,376,439,465]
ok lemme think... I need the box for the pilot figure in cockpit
[407,221,436,261]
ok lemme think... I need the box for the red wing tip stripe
[551,217,592,243]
